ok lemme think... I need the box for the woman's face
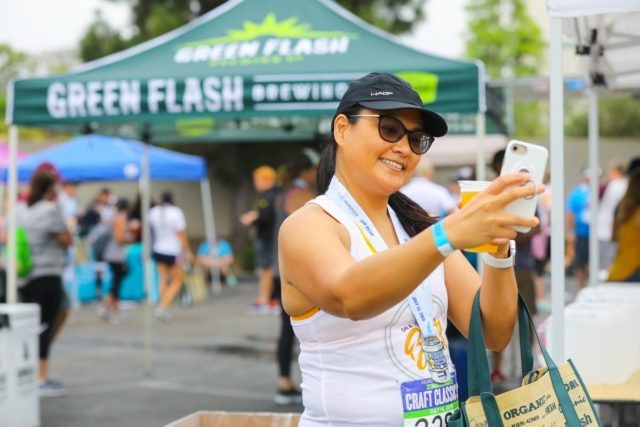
[336,108,423,195]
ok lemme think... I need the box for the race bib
[401,372,459,427]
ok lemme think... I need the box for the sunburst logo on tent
[174,13,358,66]
[181,13,358,47]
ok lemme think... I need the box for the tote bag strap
[466,289,583,426]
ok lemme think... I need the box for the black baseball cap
[335,72,448,137]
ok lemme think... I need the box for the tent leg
[587,88,599,287]
[140,142,154,377]
[201,178,222,296]
[6,126,19,304]
[549,17,566,362]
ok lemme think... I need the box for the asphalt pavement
[41,281,302,427]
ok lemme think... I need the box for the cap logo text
[371,91,393,96]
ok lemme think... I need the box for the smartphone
[500,140,549,233]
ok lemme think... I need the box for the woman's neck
[334,170,389,223]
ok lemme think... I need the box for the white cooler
[0,304,40,427]
[0,313,10,421]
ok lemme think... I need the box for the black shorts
[255,239,275,269]
[152,252,177,266]
[573,236,589,269]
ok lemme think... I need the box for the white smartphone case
[500,140,549,233]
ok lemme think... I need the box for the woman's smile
[379,157,406,171]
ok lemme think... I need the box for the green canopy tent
[7,0,485,135]
[5,0,490,306]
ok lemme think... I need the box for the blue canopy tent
[2,134,206,182]
[2,134,220,299]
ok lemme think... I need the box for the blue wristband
[432,221,455,257]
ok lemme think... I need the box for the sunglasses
[348,114,435,155]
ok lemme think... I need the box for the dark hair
[161,191,173,205]
[27,169,57,207]
[115,197,130,212]
[628,156,640,176]
[283,150,316,187]
[491,149,505,176]
[614,170,640,238]
[317,106,437,237]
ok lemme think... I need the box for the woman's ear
[333,114,349,148]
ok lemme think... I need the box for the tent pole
[549,17,566,361]
[475,112,487,181]
[587,88,599,288]
[6,126,19,304]
[140,140,154,377]
[475,112,487,276]
[200,178,222,295]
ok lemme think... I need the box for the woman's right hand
[443,172,543,250]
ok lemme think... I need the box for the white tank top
[293,195,455,427]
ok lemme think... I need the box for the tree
[79,0,426,62]
[465,0,544,138]
[465,0,543,80]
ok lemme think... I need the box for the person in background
[272,149,319,405]
[608,170,640,282]
[57,181,80,230]
[149,191,193,322]
[488,149,539,386]
[18,167,72,396]
[531,172,552,312]
[566,168,592,292]
[596,159,628,273]
[196,236,237,287]
[240,165,279,314]
[401,157,456,217]
[97,198,134,323]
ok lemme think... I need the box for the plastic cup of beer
[458,180,498,253]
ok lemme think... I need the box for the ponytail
[317,106,438,237]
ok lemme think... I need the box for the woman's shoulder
[280,200,350,247]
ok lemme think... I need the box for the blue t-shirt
[198,239,233,258]
[568,183,590,237]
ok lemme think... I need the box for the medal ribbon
[325,175,436,337]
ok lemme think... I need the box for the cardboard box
[165,411,300,427]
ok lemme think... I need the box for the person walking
[272,149,318,405]
[566,169,592,292]
[240,166,279,314]
[17,167,72,396]
[97,198,134,323]
[278,73,541,426]
[596,159,628,272]
[149,191,192,322]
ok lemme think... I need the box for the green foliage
[0,44,36,89]
[566,97,640,138]
[512,102,548,139]
[79,11,128,62]
[79,0,426,62]
[465,0,543,79]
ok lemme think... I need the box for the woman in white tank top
[278,73,542,427]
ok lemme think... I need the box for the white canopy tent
[546,0,640,360]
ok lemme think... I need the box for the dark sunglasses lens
[409,132,432,154]
[378,116,404,142]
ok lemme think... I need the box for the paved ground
[39,274,577,427]
[41,281,302,427]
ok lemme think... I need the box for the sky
[0,0,466,59]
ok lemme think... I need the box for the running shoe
[274,387,303,406]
